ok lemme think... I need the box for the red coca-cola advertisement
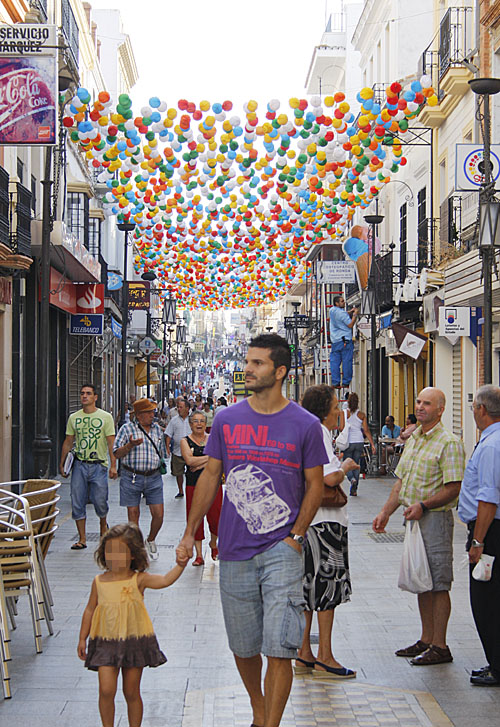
[0,55,57,145]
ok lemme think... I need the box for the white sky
[88,0,347,109]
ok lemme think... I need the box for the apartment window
[88,217,101,259]
[17,158,24,184]
[31,175,37,216]
[67,192,89,247]
[417,188,428,270]
[399,203,407,282]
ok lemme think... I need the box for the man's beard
[245,374,276,392]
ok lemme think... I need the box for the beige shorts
[171,453,186,477]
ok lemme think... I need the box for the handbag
[335,419,350,452]
[138,424,168,475]
[321,481,348,508]
[397,520,433,593]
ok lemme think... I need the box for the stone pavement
[1,471,499,726]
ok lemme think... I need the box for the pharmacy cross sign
[139,336,158,356]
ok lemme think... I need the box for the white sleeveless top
[347,410,364,443]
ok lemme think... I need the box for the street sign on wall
[316,260,356,284]
[70,314,103,335]
[456,144,500,191]
[128,282,150,309]
[438,307,471,336]
[284,314,310,329]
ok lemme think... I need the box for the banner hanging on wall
[0,24,58,145]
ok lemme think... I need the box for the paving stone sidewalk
[0,472,499,726]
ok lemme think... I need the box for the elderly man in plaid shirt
[373,387,466,665]
[114,398,167,560]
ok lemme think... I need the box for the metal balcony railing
[61,0,79,69]
[0,167,9,247]
[11,183,32,257]
[438,7,474,81]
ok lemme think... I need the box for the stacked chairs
[19,480,61,630]
[0,492,45,698]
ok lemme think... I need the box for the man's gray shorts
[418,510,454,591]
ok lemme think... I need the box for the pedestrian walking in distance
[176,333,328,727]
[60,383,117,550]
[114,399,168,561]
[373,387,465,665]
[458,385,500,686]
[78,523,185,727]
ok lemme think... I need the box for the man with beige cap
[114,398,167,560]
[373,387,466,665]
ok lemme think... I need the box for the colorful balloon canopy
[64,77,437,309]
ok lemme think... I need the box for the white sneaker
[145,539,159,561]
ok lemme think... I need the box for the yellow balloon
[200,100,210,111]
[247,99,258,112]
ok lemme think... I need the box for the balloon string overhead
[63,77,437,309]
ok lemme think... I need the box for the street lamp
[468,77,500,384]
[117,221,135,428]
[363,211,384,459]
[162,296,176,406]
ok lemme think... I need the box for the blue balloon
[149,97,161,108]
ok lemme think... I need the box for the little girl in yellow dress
[78,523,186,727]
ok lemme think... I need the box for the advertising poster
[0,25,57,145]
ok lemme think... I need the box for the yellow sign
[80,315,91,326]
[233,371,245,384]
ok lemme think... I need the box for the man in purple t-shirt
[176,334,328,727]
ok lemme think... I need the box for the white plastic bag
[472,553,495,582]
[398,520,433,593]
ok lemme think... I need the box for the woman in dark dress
[180,411,222,566]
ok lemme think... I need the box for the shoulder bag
[335,418,350,452]
[138,424,168,475]
[321,479,348,508]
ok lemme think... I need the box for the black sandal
[71,542,87,550]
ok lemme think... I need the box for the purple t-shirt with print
[205,399,328,561]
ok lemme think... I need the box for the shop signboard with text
[0,25,57,145]
[128,282,150,309]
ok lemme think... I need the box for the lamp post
[291,301,301,402]
[363,211,384,453]
[469,77,500,385]
[117,221,135,428]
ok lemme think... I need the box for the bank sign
[0,25,57,145]
[70,314,104,336]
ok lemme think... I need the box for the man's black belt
[75,455,105,464]
[122,464,160,476]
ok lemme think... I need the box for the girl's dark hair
[302,385,337,423]
[348,392,359,411]
[95,523,149,572]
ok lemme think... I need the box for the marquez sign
[0,25,57,145]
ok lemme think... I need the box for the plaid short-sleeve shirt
[114,421,166,471]
[396,422,466,511]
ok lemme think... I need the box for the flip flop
[313,661,356,679]
[71,542,87,550]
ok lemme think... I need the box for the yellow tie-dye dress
[85,572,166,670]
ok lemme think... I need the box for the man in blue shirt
[329,295,358,388]
[458,385,500,687]
[381,416,401,439]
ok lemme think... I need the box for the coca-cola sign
[0,25,57,146]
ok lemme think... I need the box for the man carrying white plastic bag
[398,520,433,593]
[373,388,465,666]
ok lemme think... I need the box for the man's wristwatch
[419,501,428,513]
[289,532,304,545]
[471,538,485,548]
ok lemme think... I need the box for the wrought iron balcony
[0,167,9,248]
[61,0,79,69]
